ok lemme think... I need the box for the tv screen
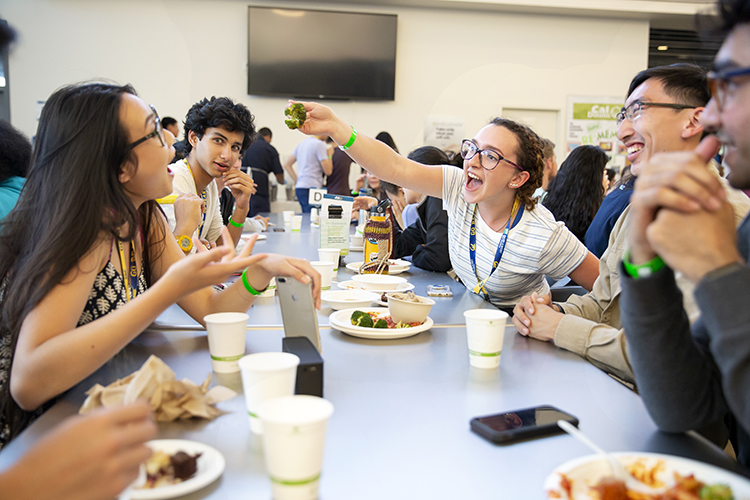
[248,7,397,101]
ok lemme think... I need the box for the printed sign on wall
[566,96,625,170]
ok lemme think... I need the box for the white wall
[0,0,648,161]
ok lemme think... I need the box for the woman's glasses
[127,105,165,150]
[460,139,523,171]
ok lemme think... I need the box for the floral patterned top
[0,253,147,450]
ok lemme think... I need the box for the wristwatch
[176,235,193,253]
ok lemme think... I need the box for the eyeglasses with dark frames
[616,101,697,126]
[708,66,750,111]
[460,139,523,171]
[126,105,165,150]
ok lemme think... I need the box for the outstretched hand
[166,227,263,296]
[287,101,351,146]
[0,402,156,500]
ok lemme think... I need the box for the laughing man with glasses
[513,62,750,396]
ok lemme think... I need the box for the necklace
[469,197,524,298]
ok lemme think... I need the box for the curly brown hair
[489,118,544,210]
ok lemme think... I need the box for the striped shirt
[442,165,588,308]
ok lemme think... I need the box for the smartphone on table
[277,276,322,353]
[470,405,578,444]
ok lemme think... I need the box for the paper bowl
[387,293,435,324]
[350,234,364,247]
[321,290,380,310]
[351,274,407,291]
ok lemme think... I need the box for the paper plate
[543,452,750,499]
[346,260,411,275]
[329,307,432,340]
[128,439,225,499]
[337,280,414,294]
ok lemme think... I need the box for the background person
[542,145,609,242]
[0,121,32,222]
[283,135,331,213]
[241,127,284,215]
[533,137,557,201]
[161,116,179,139]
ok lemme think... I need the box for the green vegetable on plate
[350,310,373,328]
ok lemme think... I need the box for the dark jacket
[392,196,451,273]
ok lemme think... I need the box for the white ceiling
[289,0,717,29]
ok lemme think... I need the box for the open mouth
[466,171,483,190]
[626,143,644,161]
[214,162,229,172]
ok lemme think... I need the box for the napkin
[80,355,237,421]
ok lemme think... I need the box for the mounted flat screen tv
[248,7,397,101]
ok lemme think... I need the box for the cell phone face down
[276,277,322,353]
[470,405,578,444]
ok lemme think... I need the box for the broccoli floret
[374,319,388,329]
[284,103,307,130]
[350,310,374,328]
[700,484,734,500]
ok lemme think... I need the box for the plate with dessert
[129,439,225,499]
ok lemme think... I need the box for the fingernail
[709,197,722,210]
[524,320,530,326]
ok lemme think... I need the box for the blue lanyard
[184,159,208,238]
[117,239,140,302]
[469,198,524,298]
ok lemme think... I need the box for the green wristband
[241,268,267,296]
[623,250,666,279]
[228,217,244,228]
[339,127,358,150]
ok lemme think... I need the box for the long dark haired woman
[542,146,609,242]
[0,83,320,448]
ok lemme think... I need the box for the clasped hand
[512,292,563,342]
[628,136,741,282]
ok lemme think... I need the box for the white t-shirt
[293,137,329,189]
[441,165,588,308]
[161,160,223,251]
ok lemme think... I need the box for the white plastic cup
[291,215,303,232]
[238,352,300,434]
[259,277,276,298]
[309,261,334,291]
[317,248,340,271]
[463,309,508,369]
[204,312,249,373]
[310,208,319,224]
[283,211,295,224]
[258,395,334,500]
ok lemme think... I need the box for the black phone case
[470,405,579,444]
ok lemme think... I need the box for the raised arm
[294,102,445,199]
